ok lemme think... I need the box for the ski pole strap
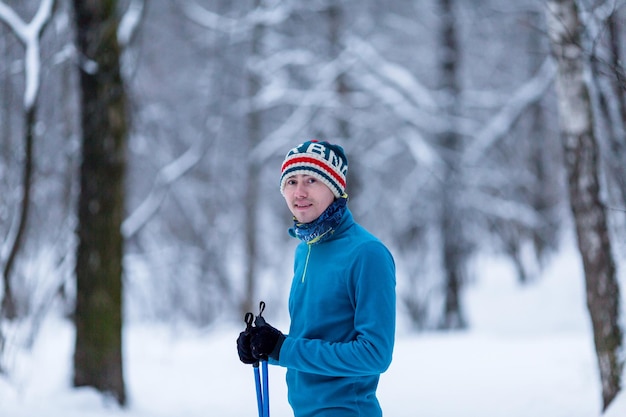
[255,301,267,327]
[244,311,259,366]
[245,312,254,331]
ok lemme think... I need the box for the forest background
[0,0,625,412]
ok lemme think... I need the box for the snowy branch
[118,0,145,47]
[345,35,471,136]
[0,0,55,110]
[467,191,541,227]
[0,2,27,39]
[122,143,207,239]
[396,131,443,172]
[179,1,239,33]
[250,105,318,163]
[464,57,556,165]
[251,49,359,162]
[179,0,292,35]
[347,36,438,111]
[580,0,622,26]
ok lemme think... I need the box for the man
[237,140,396,417]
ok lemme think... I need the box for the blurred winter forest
[1,0,626,405]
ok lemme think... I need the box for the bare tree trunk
[437,0,466,330]
[0,0,55,320]
[1,106,34,319]
[326,3,361,197]
[327,3,349,140]
[589,9,626,209]
[545,0,623,410]
[0,23,7,369]
[604,12,626,206]
[607,13,625,132]
[242,0,264,316]
[72,0,127,406]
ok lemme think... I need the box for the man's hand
[237,330,257,364]
[250,320,286,361]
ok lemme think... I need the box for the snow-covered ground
[1,245,625,417]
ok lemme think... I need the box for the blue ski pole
[256,302,270,417]
[245,312,264,417]
[255,362,264,417]
[261,359,269,417]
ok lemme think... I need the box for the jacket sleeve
[276,241,396,377]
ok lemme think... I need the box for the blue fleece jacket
[276,208,396,417]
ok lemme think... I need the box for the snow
[118,0,144,47]
[2,244,626,417]
[0,0,54,109]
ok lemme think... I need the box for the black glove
[237,330,257,364]
[250,319,285,361]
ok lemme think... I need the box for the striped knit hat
[280,140,348,198]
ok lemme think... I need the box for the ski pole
[245,312,264,417]
[256,302,270,417]
[261,359,269,417]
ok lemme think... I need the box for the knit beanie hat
[280,140,348,198]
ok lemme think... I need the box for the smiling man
[279,140,346,225]
[237,140,397,417]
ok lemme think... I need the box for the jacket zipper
[302,243,312,283]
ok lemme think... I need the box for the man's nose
[294,183,307,197]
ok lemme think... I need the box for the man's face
[283,174,335,223]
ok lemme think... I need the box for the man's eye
[307,178,316,184]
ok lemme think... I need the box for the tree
[327,3,350,142]
[436,0,467,329]
[589,5,626,213]
[603,11,626,206]
[0,0,55,320]
[545,0,623,410]
[72,0,128,405]
[241,0,265,316]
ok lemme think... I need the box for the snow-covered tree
[545,0,623,410]
[0,0,55,319]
